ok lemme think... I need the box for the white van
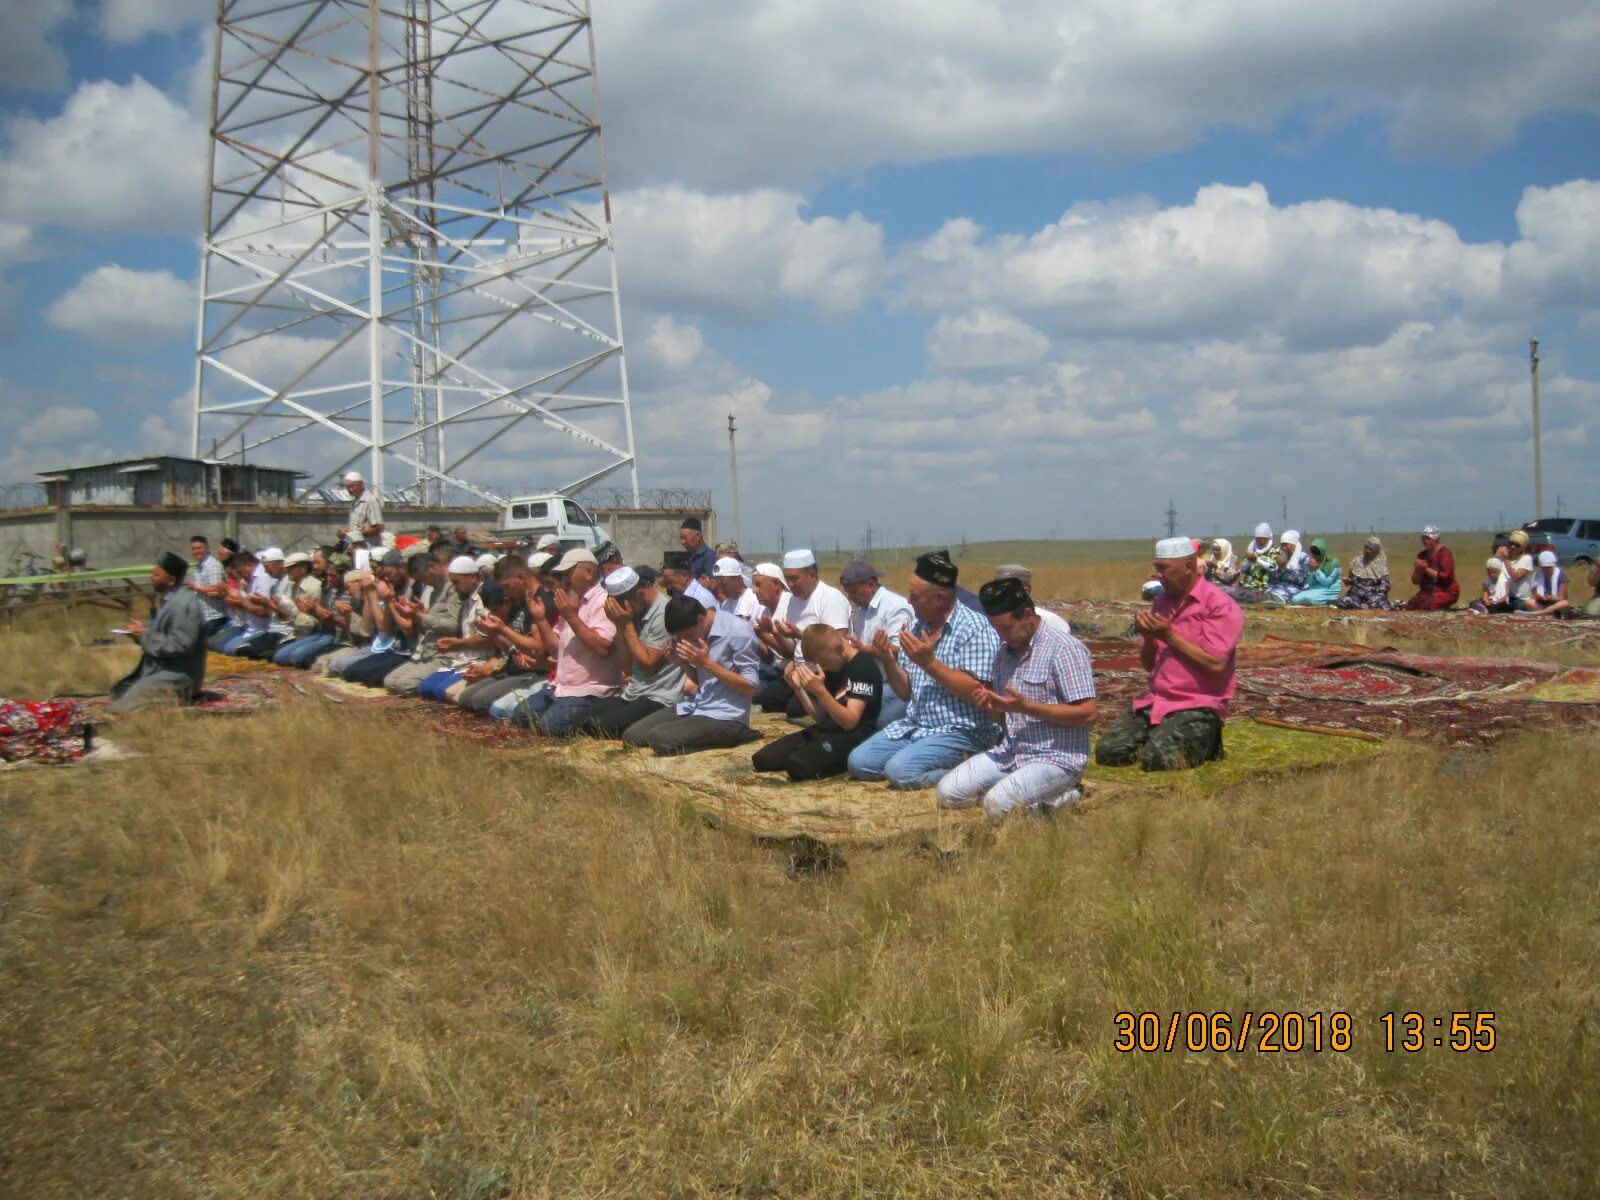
[496,494,606,551]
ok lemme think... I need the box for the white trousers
[935,753,1079,818]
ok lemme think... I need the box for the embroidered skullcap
[680,516,703,533]
[603,566,641,596]
[1154,536,1194,559]
[662,549,692,571]
[783,548,817,570]
[1537,550,1558,568]
[978,576,1031,616]
[1422,525,1441,538]
[913,548,958,587]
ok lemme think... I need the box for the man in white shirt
[754,548,851,712]
[840,559,914,727]
[712,556,763,621]
[992,564,1072,636]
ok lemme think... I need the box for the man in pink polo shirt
[535,547,622,735]
[1096,535,1243,771]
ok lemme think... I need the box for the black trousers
[754,675,795,713]
[751,725,866,781]
[342,650,410,687]
[578,695,667,738]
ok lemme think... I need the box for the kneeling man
[1095,536,1242,771]
[622,596,762,755]
[936,577,1096,817]
[846,549,1001,789]
[110,551,208,712]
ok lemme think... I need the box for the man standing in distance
[679,517,715,585]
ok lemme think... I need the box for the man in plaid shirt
[186,534,231,635]
[936,576,1097,817]
[846,549,1002,789]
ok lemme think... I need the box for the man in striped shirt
[846,549,1001,790]
[187,534,231,635]
[936,576,1097,817]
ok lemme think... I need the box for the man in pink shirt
[536,547,622,735]
[1096,535,1243,771]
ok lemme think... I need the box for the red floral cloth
[0,699,87,764]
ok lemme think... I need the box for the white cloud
[0,0,71,94]
[598,0,1600,188]
[927,308,1050,371]
[0,77,206,237]
[642,316,704,371]
[18,405,101,448]
[101,0,213,43]
[898,181,1600,346]
[614,186,884,317]
[46,266,195,347]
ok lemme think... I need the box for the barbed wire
[577,487,711,511]
[0,483,49,511]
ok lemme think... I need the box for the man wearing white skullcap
[1095,536,1243,772]
[1404,526,1459,611]
[378,554,487,696]
[573,565,686,737]
[340,470,383,547]
[753,548,852,713]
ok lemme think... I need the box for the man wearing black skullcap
[661,549,718,607]
[845,549,1003,789]
[935,576,1097,818]
[109,551,209,712]
[678,516,715,584]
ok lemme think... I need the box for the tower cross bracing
[192,0,638,505]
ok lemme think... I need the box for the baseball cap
[258,547,286,563]
[554,547,598,572]
[992,563,1032,585]
[380,549,405,567]
[753,562,784,581]
[712,556,745,578]
[839,560,881,585]
[283,552,313,568]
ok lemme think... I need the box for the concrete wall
[1,504,717,572]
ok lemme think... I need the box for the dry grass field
[2,554,1599,1197]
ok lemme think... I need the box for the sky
[1,0,1597,554]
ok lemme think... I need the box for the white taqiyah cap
[554,547,598,572]
[283,552,313,568]
[603,566,641,596]
[342,471,363,484]
[258,547,285,563]
[1537,550,1558,567]
[753,562,785,581]
[535,534,560,551]
[476,552,498,569]
[526,551,554,572]
[783,548,817,569]
[447,555,479,575]
[1154,536,1194,560]
[712,556,744,578]
[1254,522,1272,538]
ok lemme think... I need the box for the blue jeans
[489,681,551,721]
[273,633,335,667]
[216,628,265,655]
[416,669,464,702]
[532,694,602,736]
[846,728,992,790]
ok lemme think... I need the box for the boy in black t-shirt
[752,623,882,781]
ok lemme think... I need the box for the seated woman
[1467,557,1513,614]
[1523,551,1571,617]
[1335,537,1398,610]
[1201,538,1238,585]
[1290,538,1341,605]
[1264,531,1308,605]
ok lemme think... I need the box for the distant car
[1519,517,1600,567]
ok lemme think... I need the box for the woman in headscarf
[1241,522,1274,565]
[1201,537,1238,585]
[1468,557,1513,614]
[1523,551,1571,616]
[1290,538,1342,605]
[1265,531,1308,604]
[1335,537,1398,610]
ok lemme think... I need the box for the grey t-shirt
[622,593,686,704]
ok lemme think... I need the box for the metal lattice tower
[192,0,638,505]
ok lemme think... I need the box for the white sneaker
[1042,787,1081,815]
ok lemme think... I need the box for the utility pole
[1164,499,1178,538]
[1281,494,1288,525]
[726,412,742,547]
[779,525,786,555]
[1530,339,1544,517]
